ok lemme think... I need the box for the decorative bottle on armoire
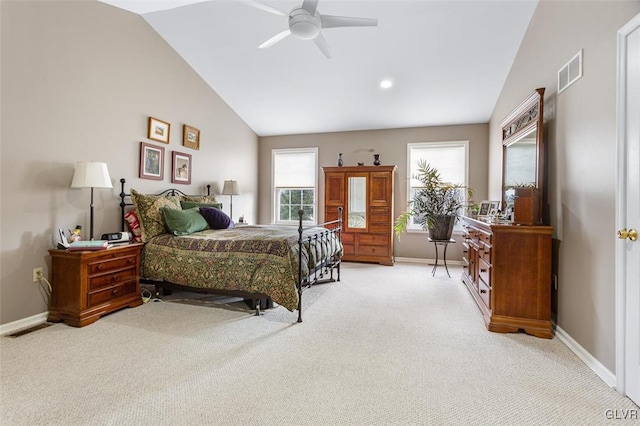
[337,153,344,167]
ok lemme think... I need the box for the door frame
[615,11,640,397]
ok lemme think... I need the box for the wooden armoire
[323,165,396,265]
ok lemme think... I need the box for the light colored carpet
[0,262,637,425]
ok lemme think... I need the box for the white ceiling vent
[558,50,583,94]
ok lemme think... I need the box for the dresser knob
[112,275,118,281]
[97,264,103,271]
[112,288,119,295]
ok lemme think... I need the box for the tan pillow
[181,194,219,205]
[130,189,181,242]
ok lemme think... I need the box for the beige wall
[0,0,258,325]
[488,0,640,371]
[259,124,489,260]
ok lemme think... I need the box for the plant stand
[428,237,456,277]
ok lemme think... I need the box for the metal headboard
[119,178,211,232]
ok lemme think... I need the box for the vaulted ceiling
[99,0,538,136]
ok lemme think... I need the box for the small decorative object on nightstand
[48,243,143,327]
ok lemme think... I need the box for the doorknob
[617,228,638,241]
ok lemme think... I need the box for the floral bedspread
[141,225,342,311]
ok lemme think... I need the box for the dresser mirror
[500,88,546,222]
[348,176,367,228]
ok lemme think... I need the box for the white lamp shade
[221,180,240,195]
[71,162,113,189]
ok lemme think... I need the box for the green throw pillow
[180,201,223,210]
[161,207,209,236]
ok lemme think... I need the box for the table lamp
[71,161,113,240]
[221,180,240,220]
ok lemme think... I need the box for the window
[272,148,318,224]
[406,141,469,231]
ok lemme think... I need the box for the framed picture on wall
[148,117,171,144]
[183,125,200,150]
[139,142,164,180]
[171,151,192,185]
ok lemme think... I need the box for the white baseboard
[395,257,462,266]
[556,325,616,387]
[0,312,49,336]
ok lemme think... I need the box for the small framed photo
[489,201,501,216]
[183,125,200,150]
[171,151,192,185]
[148,117,170,144]
[478,200,491,216]
[139,142,164,180]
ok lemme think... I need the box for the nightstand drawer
[88,254,137,275]
[89,267,137,291]
[88,281,138,307]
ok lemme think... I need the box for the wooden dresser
[461,216,554,338]
[323,165,396,265]
[48,243,143,327]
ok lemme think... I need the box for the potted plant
[394,160,473,240]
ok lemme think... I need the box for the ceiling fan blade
[313,33,332,59]
[320,15,378,29]
[301,0,318,15]
[237,0,287,17]
[259,29,291,49]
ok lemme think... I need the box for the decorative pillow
[199,206,234,229]
[130,189,181,242]
[161,207,209,236]
[124,211,143,243]
[180,200,223,210]
[181,194,219,205]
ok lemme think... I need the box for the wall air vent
[558,49,583,94]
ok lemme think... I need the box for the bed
[119,179,342,322]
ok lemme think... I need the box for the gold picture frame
[148,117,170,144]
[183,125,200,150]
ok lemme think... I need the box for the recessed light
[380,79,393,89]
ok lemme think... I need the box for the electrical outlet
[32,267,43,282]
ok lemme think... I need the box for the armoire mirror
[500,88,546,223]
[348,176,367,229]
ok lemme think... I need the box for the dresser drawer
[357,234,388,246]
[478,258,491,287]
[478,229,492,245]
[89,267,137,291]
[342,244,355,255]
[369,207,390,223]
[341,233,355,244]
[358,245,389,257]
[478,278,491,309]
[88,254,137,275]
[479,241,492,263]
[88,281,138,307]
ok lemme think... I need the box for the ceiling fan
[240,0,378,58]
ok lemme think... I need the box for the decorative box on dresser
[461,216,554,338]
[48,243,143,327]
[323,165,396,265]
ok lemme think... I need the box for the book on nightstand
[67,240,112,251]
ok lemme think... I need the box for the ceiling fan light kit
[247,0,377,58]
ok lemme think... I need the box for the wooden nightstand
[48,243,143,327]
